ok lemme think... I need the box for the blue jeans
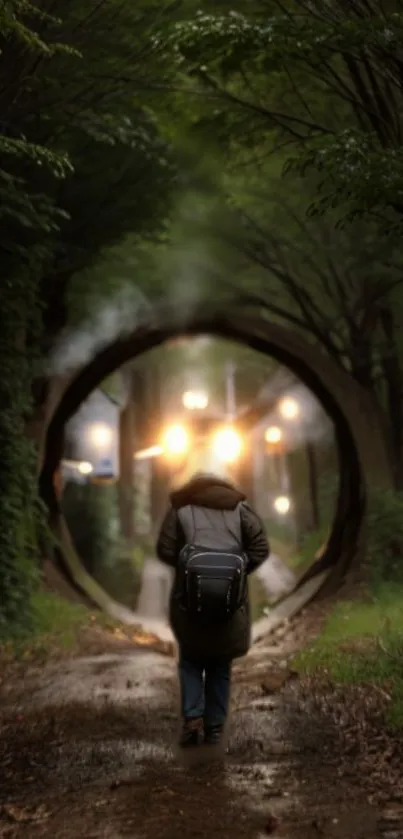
[178,653,232,727]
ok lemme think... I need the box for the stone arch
[40,304,393,617]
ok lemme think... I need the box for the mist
[257,380,334,446]
[49,285,152,376]
[259,366,297,402]
[49,189,221,378]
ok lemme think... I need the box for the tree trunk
[150,457,170,536]
[236,445,255,503]
[118,366,154,543]
[286,448,311,543]
[145,360,170,535]
[118,375,136,544]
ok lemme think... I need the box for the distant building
[64,387,121,481]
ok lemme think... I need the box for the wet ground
[0,632,401,839]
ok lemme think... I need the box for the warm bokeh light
[182,390,209,410]
[213,427,242,463]
[162,424,189,456]
[88,422,113,449]
[134,445,163,461]
[273,495,291,515]
[279,396,300,420]
[78,460,93,475]
[265,425,283,445]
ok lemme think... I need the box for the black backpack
[176,504,248,624]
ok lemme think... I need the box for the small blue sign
[93,457,116,477]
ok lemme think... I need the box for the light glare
[265,425,282,445]
[88,422,113,449]
[182,390,209,410]
[279,397,300,420]
[273,495,291,515]
[78,460,93,475]
[134,445,163,460]
[162,424,189,456]
[213,427,242,463]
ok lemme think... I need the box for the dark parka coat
[156,473,269,659]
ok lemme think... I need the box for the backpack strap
[177,505,196,544]
[222,503,242,549]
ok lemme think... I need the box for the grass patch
[249,574,270,621]
[269,537,294,563]
[0,591,118,663]
[289,528,329,570]
[293,584,403,730]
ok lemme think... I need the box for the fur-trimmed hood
[169,472,246,511]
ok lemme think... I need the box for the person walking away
[156,468,269,748]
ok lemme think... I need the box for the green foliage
[1,0,178,340]
[150,1,403,426]
[30,591,96,652]
[1,591,119,660]
[62,481,115,575]
[94,541,145,611]
[249,573,270,622]
[0,1,77,54]
[0,3,76,256]
[162,2,403,219]
[0,0,180,637]
[293,485,403,730]
[316,472,339,526]
[288,130,403,234]
[366,488,403,590]
[290,480,403,583]
[151,0,403,513]
[62,480,144,610]
[293,585,403,731]
[0,274,42,641]
[3,0,403,642]
[290,529,329,571]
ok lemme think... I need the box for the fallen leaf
[0,805,49,823]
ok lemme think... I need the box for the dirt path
[0,631,400,839]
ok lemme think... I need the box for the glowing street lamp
[264,425,283,445]
[88,422,113,450]
[162,423,189,457]
[182,390,209,410]
[279,396,300,421]
[212,426,242,463]
[61,458,94,476]
[78,460,93,475]
[273,495,291,515]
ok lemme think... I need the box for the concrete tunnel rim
[40,303,367,607]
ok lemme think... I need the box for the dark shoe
[204,724,224,745]
[179,717,204,748]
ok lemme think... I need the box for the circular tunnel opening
[59,337,339,622]
[40,306,368,623]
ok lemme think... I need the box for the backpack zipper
[187,552,244,566]
[186,565,241,579]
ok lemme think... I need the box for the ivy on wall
[0,272,42,638]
